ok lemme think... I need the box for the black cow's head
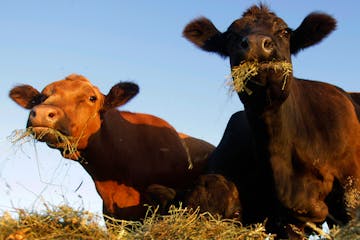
[183,4,336,105]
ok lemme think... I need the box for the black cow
[184,3,360,238]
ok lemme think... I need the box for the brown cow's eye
[31,94,47,105]
[89,96,97,102]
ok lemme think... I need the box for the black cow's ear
[9,85,41,109]
[102,82,139,112]
[183,17,228,57]
[290,13,337,54]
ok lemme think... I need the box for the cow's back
[84,109,212,188]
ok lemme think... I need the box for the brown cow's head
[9,74,139,160]
[183,4,336,104]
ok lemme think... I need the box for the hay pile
[0,205,107,240]
[229,61,292,95]
[1,205,360,239]
[0,205,273,240]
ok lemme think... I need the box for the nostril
[240,38,249,49]
[262,37,273,52]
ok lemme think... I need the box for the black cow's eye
[280,28,291,38]
[89,96,97,102]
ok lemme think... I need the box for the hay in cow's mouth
[9,127,79,158]
[228,61,293,95]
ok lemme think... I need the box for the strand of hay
[179,138,194,170]
[8,127,79,158]
[228,60,293,95]
[305,222,331,240]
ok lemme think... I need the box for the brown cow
[184,3,360,238]
[9,74,215,221]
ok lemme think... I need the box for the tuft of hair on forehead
[242,3,276,18]
[65,74,90,82]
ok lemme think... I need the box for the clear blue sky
[0,0,359,220]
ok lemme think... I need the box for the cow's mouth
[27,126,69,144]
[229,60,292,95]
[13,126,80,159]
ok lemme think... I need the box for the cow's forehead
[228,5,287,32]
[41,76,101,96]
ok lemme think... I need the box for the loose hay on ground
[0,205,108,240]
[2,204,359,239]
[0,205,274,240]
[115,206,273,240]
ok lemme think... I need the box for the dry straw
[0,205,276,240]
[8,127,79,158]
[1,205,107,240]
[228,61,293,95]
[1,204,354,239]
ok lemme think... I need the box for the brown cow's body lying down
[9,74,215,221]
[184,3,360,238]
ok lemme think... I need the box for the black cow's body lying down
[184,3,360,238]
[208,103,360,224]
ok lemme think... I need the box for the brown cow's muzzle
[28,105,64,128]
[27,105,72,149]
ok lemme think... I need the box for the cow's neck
[243,78,309,161]
[78,110,133,183]
[246,78,292,148]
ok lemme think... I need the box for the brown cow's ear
[9,85,41,109]
[102,82,139,112]
[183,17,228,57]
[290,13,337,54]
